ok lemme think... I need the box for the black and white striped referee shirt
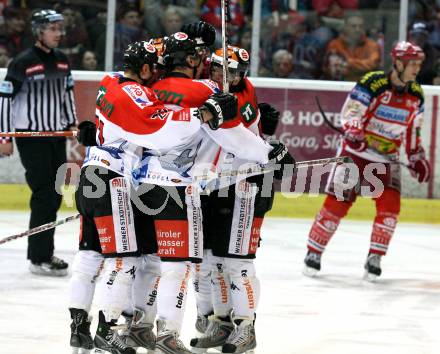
[0,45,77,143]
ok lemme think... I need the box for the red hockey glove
[408,148,431,183]
[343,119,367,152]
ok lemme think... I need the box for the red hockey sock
[370,189,400,255]
[307,195,351,253]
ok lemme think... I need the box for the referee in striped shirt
[0,9,77,276]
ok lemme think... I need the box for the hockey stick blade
[0,214,80,245]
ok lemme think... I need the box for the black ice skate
[29,255,68,276]
[94,320,136,354]
[364,253,382,281]
[303,251,321,277]
[222,318,256,354]
[69,308,94,354]
[191,315,234,353]
[195,312,212,335]
[124,308,156,351]
[155,319,193,354]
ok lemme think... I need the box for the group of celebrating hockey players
[61,13,431,354]
[69,19,294,354]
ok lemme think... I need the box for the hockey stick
[0,131,77,138]
[315,96,412,169]
[221,0,230,93]
[0,213,80,245]
[194,155,351,182]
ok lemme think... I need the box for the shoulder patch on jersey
[122,83,153,109]
[56,62,69,70]
[0,81,13,94]
[25,64,45,76]
[408,81,424,104]
[67,74,74,89]
[192,79,220,93]
[358,70,390,96]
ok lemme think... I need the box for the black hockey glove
[76,120,97,146]
[181,21,216,46]
[268,141,296,180]
[201,92,238,130]
[258,102,280,136]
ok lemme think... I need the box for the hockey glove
[181,21,216,46]
[258,102,280,136]
[76,120,97,146]
[408,148,431,183]
[343,118,367,152]
[201,93,238,130]
[268,141,296,180]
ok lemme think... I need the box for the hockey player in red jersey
[190,45,292,354]
[69,39,238,354]
[303,41,431,281]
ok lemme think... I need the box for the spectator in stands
[200,0,245,45]
[55,4,90,69]
[272,49,296,78]
[0,43,11,68]
[86,10,106,50]
[325,12,381,81]
[96,4,146,70]
[321,51,347,80]
[80,50,98,71]
[0,6,32,57]
[312,0,359,16]
[408,21,439,84]
[161,6,184,36]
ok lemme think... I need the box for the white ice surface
[0,211,439,354]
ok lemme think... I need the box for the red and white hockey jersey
[341,71,425,162]
[129,74,272,186]
[83,73,203,177]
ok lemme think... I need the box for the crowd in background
[1,0,440,84]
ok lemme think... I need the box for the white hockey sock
[226,258,260,320]
[96,256,139,322]
[210,255,232,317]
[156,261,191,332]
[192,249,214,316]
[132,254,161,324]
[69,250,104,312]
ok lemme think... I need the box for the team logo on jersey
[122,84,153,109]
[238,49,249,62]
[0,81,13,94]
[174,32,188,40]
[375,104,409,123]
[25,64,44,75]
[151,108,170,120]
[240,102,256,123]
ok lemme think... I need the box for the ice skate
[364,253,382,281]
[222,318,256,354]
[190,315,234,353]
[155,319,193,354]
[303,251,321,277]
[29,255,68,276]
[195,313,211,335]
[124,308,155,351]
[70,308,94,353]
[94,321,136,354]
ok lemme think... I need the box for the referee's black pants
[16,137,67,263]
